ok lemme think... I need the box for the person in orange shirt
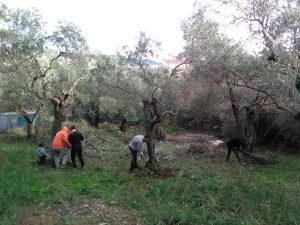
[51,126,72,168]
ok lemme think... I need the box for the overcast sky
[1,0,199,57]
[1,0,258,57]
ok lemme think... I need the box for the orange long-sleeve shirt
[52,126,69,147]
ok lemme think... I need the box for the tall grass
[0,137,299,225]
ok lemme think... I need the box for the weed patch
[0,136,299,225]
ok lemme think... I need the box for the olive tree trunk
[143,98,160,171]
[16,106,41,140]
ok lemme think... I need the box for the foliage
[0,135,299,225]
[0,4,90,136]
[180,1,300,147]
[1,127,27,141]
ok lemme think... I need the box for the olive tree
[113,32,184,171]
[0,4,89,137]
[181,2,297,151]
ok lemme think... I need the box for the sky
[1,0,258,58]
[1,0,198,57]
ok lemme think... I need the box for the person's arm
[80,133,84,141]
[63,132,72,148]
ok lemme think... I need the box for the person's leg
[129,146,138,171]
[50,148,56,168]
[37,156,42,165]
[60,148,68,168]
[233,149,241,163]
[77,149,84,168]
[41,156,46,165]
[226,149,232,161]
[71,150,76,168]
[52,148,61,168]
[132,149,139,169]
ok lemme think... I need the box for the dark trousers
[71,148,84,168]
[37,156,46,165]
[129,146,140,171]
[226,149,241,162]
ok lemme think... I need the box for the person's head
[143,135,150,143]
[38,143,45,148]
[70,125,76,131]
[62,126,68,132]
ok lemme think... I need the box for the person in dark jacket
[68,125,84,168]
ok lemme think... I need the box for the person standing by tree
[128,135,149,171]
[68,125,85,168]
[51,126,71,168]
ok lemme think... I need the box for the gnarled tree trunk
[85,103,100,128]
[51,104,65,137]
[227,84,243,137]
[245,107,256,153]
[16,106,41,140]
[143,97,160,171]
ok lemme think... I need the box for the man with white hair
[128,134,149,171]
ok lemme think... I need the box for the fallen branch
[242,152,276,165]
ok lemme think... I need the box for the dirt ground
[18,199,144,225]
[166,131,225,157]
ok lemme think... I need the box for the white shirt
[129,135,144,153]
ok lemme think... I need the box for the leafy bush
[1,127,27,141]
[35,120,53,146]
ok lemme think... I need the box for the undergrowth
[0,134,299,225]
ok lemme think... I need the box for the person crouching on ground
[68,125,85,168]
[37,143,47,166]
[128,135,149,171]
[51,126,72,168]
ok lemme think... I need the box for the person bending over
[52,126,72,168]
[128,135,149,171]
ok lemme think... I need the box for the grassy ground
[0,134,299,225]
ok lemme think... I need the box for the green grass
[0,138,299,225]
[163,122,182,135]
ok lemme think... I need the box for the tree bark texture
[85,103,100,128]
[228,85,243,137]
[245,107,256,153]
[17,107,40,140]
[143,98,160,171]
[51,103,65,137]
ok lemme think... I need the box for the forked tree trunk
[23,117,36,140]
[17,107,40,140]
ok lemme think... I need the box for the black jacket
[68,130,84,151]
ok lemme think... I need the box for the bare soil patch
[18,199,143,225]
[166,131,225,157]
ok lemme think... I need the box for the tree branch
[226,81,290,112]
[31,51,65,88]
[170,58,190,76]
